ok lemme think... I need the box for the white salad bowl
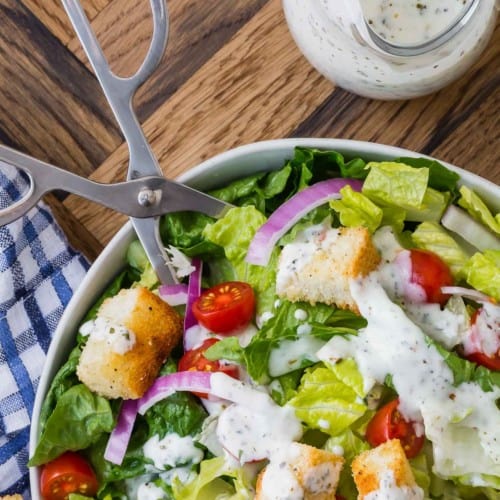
[29,138,499,498]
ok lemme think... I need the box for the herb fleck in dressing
[360,0,474,46]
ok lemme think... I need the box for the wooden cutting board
[0,0,498,260]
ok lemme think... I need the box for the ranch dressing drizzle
[364,470,423,499]
[317,274,500,476]
[210,373,303,463]
[360,0,474,46]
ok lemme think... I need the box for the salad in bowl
[29,139,500,500]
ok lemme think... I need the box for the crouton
[255,443,344,500]
[351,439,423,499]
[276,225,380,313]
[77,287,182,399]
[0,496,23,500]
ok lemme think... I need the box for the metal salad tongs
[0,0,231,285]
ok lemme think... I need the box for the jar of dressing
[283,0,498,99]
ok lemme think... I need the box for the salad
[30,147,500,499]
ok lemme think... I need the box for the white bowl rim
[29,137,499,497]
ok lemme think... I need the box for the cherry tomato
[40,451,98,500]
[178,338,239,398]
[409,249,453,305]
[192,281,255,334]
[365,399,424,459]
[463,309,500,371]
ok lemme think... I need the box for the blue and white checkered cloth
[0,163,89,498]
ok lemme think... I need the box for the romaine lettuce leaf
[203,206,278,314]
[172,457,254,500]
[289,365,367,436]
[362,162,429,210]
[411,221,470,277]
[330,185,383,233]
[458,186,500,236]
[29,384,114,466]
[462,250,500,301]
[404,187,450,223]
[394,156,460,193]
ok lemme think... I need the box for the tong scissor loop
[61,0,168,178]
[0,0,232,286]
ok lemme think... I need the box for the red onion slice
[158,284,189,306]
[245,178,363,266]
[104,399,138,465]
[138,371,213,415]
[183,258,202,342]
[440,286,496,304]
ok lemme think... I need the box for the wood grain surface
[0,0,498,261]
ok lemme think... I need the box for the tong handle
[61,0,168,178]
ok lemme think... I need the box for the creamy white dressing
[317,274,500,479]
[260,459,304,500]
[364,470,424,500]
[81,317,135,354]
[283,0,497,99]
[360,0,474,46]
[143,433,203,470]
[268,335,324,377]
[165,245,195,278]
[294,308,308,321]
[405,302,466,349]
[463,301,500,357]
[210,373,302,463]
[276,219,339,293]
[136,481,167,500]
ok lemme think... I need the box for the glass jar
[283,0,498,100]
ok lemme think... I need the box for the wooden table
[0,0,498,262]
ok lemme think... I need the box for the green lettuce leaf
[411,221,470,277]
[289,364,367,436]
[29,384,114,466]
[172,457,254,500]
[330,185,383,233]
[203,206,278,314]
[458,186,500,236]
[404,187,450,223]
[427,336,500,392]
[394,156,460,193]
[362,162,429,210]
[462,250,500,301]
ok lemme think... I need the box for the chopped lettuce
[203,206,278,314]
[289,364,367,436]
[394,156,460,193]
[172,457,254,500]
[330,185,383,233]
[362,162,429,210]
[404,187,449,222]
[29,384,114,466]
[462,250,500,301]
[411,221,470,277]
[458,186,500,236]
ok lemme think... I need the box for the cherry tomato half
[40,451,98,500]
[409,249,453,305]
[178,338,239,398]
[192,281,255,334]
[463,309,500,371]
[365,399,424,459]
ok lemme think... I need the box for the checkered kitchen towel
[0,162,89,497]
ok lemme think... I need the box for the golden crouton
[255,443,344,500]
[77,287,182,399]
[351,439,420,499]
[276,226,380,313]
[0,495,23,500]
